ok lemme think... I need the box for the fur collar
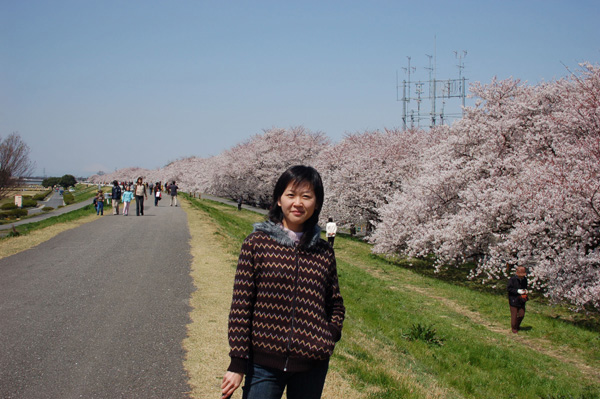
[253,220,322,249]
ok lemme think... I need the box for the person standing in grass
[121,185,133,216]
[221,165,345,399]
[134,177,147,216]
[95,190,104,216]
[507,266,529,333]
[325,217,337,248]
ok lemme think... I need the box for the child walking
[95,190,104,216]
[221,165,345,399]
[121,185,133,216]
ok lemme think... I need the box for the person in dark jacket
[169,181,179,207]
[507,266,528,333]
[221,165,345,399]
[111,180,122,215]
[154,182,162,206]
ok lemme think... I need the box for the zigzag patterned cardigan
[227,221,345,374]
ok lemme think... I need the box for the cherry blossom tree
[209,126,330,206]
[315,128,434,230]
[371,64,600,310]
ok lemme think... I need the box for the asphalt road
[0,199,193,398]
[25,190,65,217]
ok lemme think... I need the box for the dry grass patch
[182,199,240,398]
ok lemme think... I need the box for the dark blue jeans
[242,361,329,399]
[135,196,144,216]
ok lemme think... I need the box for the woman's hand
[221,371,243,398]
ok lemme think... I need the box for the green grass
[186,196,600,399]
[334,256,599,398]
[71,184,101,203]
[0,184,98,225]
[183,193,265,255]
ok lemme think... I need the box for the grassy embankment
[63,183,100,205]
[0,184,100,243]
[184,194,600,399]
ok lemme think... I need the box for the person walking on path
[134,177,147,216]
[326,217,337,248]
[507,266,529,333]
[169,181,179,207]
[221,165,345,399]
[121,185,133,216]
[111,180,122,215]
[95,190,104,216]
[154,182,162,206]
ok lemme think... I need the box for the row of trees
[90,64,600,310]
[42,175,77,189]
[371,64,600,310]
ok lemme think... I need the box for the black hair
[268,165,324,245]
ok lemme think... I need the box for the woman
[133,177,147,216]
[221,165,345,399]
[154,182,162,206]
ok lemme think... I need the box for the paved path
[0,200,193,398]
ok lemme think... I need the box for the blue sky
[1,1,598,177]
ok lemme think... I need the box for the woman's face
[277,181,317,232]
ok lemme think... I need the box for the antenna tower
[397,46,468,130]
